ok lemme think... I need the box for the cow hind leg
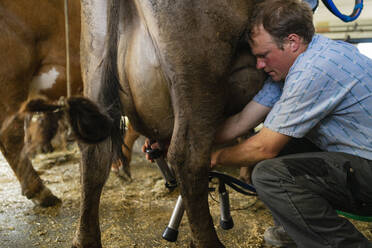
[169,123,224,248]
[72,141,112,248]
[167,84,225,247]
[111,121,139,178]
[0,115,61,207]
[40,112,61,153]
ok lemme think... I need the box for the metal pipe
[64,0,71,97]
[162,195,185,242]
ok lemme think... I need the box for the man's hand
[210,149,223,169]
[141,138,169,162]
[210,127,291,169]
[141,139,157,162]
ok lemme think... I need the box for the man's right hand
[141,138,168,162]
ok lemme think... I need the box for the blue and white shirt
[253,77,284,108]
[259,34,372,160]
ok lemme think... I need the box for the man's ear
[287,33,301,52]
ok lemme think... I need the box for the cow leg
[166,79,226,248]
[168,113,224,248]
[111,121,139,177]
[239,167,253,184]
[170,131,223,248]
[24,114,39,157]
[72,140,112,248]
[40,112,61,153]
[121,122,140,168]
[0,115,61,207]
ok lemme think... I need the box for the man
[211,0,372,247]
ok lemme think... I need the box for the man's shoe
[264,226,296,247]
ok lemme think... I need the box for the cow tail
[97,0,129,176]
[60,0,129,176]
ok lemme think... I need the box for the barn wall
[313,0,372,42]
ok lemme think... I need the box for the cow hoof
[71,245,102,248]
[71,238,102,248]
[111,164,131,181]
[42,144,54,154]
[39,194,61,207]
[189,241,196,248]
[30,187,61,207]
[71,244,102,248]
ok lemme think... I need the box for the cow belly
[119,25,173,138]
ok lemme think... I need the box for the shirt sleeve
[253,77,284,108]
[264,69,354,138]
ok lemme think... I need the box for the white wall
[313,0,372,41]
[314,0,372,40]
[314,0,372,22]
[357,43,372,58]
[313,0,372,58]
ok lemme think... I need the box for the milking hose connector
[145,143,177,189]
[219,179,234,230]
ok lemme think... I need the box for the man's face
[249,25,295,82]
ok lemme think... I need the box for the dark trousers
[251,138,372,248]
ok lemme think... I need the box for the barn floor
[0,142,371,248]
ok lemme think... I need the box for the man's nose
[256,59,266,70]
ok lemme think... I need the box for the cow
[0,0,82,206]
[24,108,66,157]
[59,0,265,247]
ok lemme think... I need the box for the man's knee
[252,158,284,189]
[252,159,270,186]
[252,157,296,194]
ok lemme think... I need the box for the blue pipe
[321,0,363,22]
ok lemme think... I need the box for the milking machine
[218,178,234,230]
[145,143,257,243]
[162,194,185,242]
[145,141,177,189]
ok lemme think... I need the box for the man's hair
[248,0,315,48]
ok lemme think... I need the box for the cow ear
[66,97,113,144]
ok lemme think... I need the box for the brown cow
[60,1,265,247]
[24,0,264,246]
[24,109,66,156]
[0,0,81,206]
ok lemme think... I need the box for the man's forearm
[214,101,271,144]
[211,127,291,169]
[214,114,243,144]
[214,137,274,168]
